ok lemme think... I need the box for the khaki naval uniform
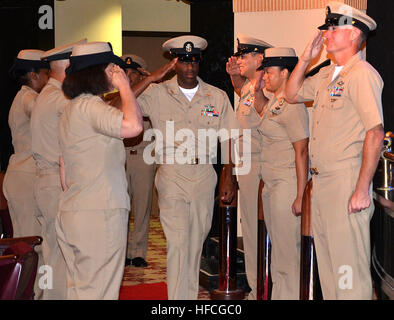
[30,77,68,299]
[235,79,264,300]
[57,94,129,300]
[125,118,156,261]
[137,76,239,300]
[296,52,384,299]
[259,95,309,299]
[2,85,44,299]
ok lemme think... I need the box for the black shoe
[131,257,148,268]
[125,258,132,267]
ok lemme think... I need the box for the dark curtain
[190,0,234,106]
[191,0,234,238]
[0,0,54,171]
[367,2,394,132]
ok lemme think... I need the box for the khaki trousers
[55,208,128,300]
[155,164,217,300]
[312,166,374,300]
[3,170,44,299]
[125,148,156,259]
[237,161,262,300]
[34,171,67,299]
[261,168,301,300]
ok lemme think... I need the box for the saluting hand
[253,70,266,94]
[226,56,241,76]
[300,30,325,63]
[111,65,130,90]
[149,58,178,83]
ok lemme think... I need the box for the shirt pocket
[158,112,183,132]
[327,97,346,128]
[239,103,251,116]
[198,112,220,129]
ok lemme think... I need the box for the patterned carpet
[121,216,211,300]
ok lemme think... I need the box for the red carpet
[119,282,168,300]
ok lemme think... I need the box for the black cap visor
[43,52,72,62]
[65,51,124,74]
[257,56,298,71]
[318,13,370,35]
[174,54,201,63]
[233,44,267,57]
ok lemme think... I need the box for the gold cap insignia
[185,43,192,53]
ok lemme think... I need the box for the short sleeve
[281,103,310,143]
[137,83,159,117]
[88,97,124,138]
[296,70,322,103]
[218,93,239,164]
[348,67,384,131]
[22,90,37,118]
[219,93,240,142]
[55,91,70,116]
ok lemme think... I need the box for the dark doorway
[0,0,54,171]
[191,0,234,238]
[367,2,394,132]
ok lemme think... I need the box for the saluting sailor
[255,47,309,299]
[31,38,87,299]
[226,34,272,300]
[284,2,384,299]
[4,49,49,299]
[136,35,239,300]
[57,42,143,300]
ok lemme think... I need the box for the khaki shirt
[259,94,309,178]
[31,78,69,170]
[137,76,239,164]
[297,52,384,173]
[7,85,37,173]
[58,94,129,211]
[236,80,263,161]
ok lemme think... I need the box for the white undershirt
[332,66,344,81]
[179,84,199,102]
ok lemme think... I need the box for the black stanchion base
[210,289,245,300]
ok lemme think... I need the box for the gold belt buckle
[310,167,319,175]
